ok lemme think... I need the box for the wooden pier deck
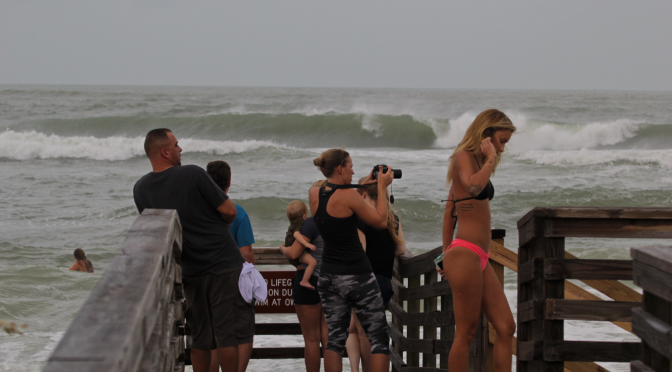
[41,207,672,372]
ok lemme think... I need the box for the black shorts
[183,265,255,350]
[293,270,321,305]
[375,273,394,308]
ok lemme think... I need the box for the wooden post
[487,232,505,372]
[407,275,422,367]
[517,214,565,372]
[631,245,672,371]
[423,271,438,368]
[392,267,404,372]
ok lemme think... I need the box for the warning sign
[255,271,296,313]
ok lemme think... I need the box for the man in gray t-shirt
[133,129,254,372]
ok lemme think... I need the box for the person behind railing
[309,149,394,372]
[69,248,94,273]
[438,109,516,372]
[346,176,406,372]
[281,181,329,372]
[206,160,256,372]
[133,129,254,372]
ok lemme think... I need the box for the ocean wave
[7,111,672,152]
[513,148,672,168]
[0,131,284,161]
[14,113,438,149]
[433,112,650,151]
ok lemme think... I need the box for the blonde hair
[446,109,516,186]
[287,200,307,222]
[311,179,327,190]
[313,149,350,178]
[357,177,403,245]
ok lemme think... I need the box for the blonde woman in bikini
[439,109,516,372]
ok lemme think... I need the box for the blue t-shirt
[230,204,255,248]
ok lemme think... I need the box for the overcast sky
[1,1,671,90]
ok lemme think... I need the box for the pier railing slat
[631,244,672,371]
[43,209,186,372]
[516,207,672,372]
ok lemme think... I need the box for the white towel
[238,262,268,303]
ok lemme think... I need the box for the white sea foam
[0,131,285,161]
[513,148,672,168]
[434,112,643,151]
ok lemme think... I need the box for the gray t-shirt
[133,165,244,277]
[300,217,324,277]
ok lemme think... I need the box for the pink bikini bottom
[445,239,490,271]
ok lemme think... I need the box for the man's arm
[217,199,237,224]
[239,244,255,264]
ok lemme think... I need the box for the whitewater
[1,85,671,372]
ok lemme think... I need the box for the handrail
[43,209,186,372]
[516,207,672,372]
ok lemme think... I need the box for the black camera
[372,165,402,180]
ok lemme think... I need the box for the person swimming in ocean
[69,248,94,273]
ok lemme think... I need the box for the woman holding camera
[440,109,516,372]
[345,176,406,372]
[309,149,394,372]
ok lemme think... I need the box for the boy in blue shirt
[206,160,255,264]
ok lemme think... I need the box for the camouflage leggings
[317,271,390,355]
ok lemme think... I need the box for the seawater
[1,85,671,372]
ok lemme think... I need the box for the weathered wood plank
[391,276,451,302]
[631,245,672,276]
[250,348,306,359]
[424,271,438,368]
[565,251,641,303]
[564,281,632,333]
[390,348,406,372]
[399,249,441,278]
[544,341,640,362]
[518,299,543,323]
[387,295,454,327]
[545,299,640,322]
[544,259,632,280]
[519,257,543,284]
[630,360,657,372]
[402,367,447,372]
[490,241,517,272]
[517,341,543,361]
[633,260,672,303]
[631,307,672,360]
[388,321,434,354]
[407,276,422,366]
[640,291,672,371]
[44,209,183,372]
[517,207,672,226]
[254,323,303,335]
[545,218,672,240]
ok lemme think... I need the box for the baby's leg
[299,252,317,290]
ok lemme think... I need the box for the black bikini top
[444,154,495,228]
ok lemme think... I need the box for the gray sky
[2,1,671,90]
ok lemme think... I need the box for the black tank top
[314,186,372,275]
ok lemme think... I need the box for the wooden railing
[387,230,507,372]
[516,207,672,372]
[631,245,672,372]
[43,209,186,372]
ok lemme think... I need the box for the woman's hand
[377,166,394,188]
[481,137,497,158]
[436,266,447,280]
